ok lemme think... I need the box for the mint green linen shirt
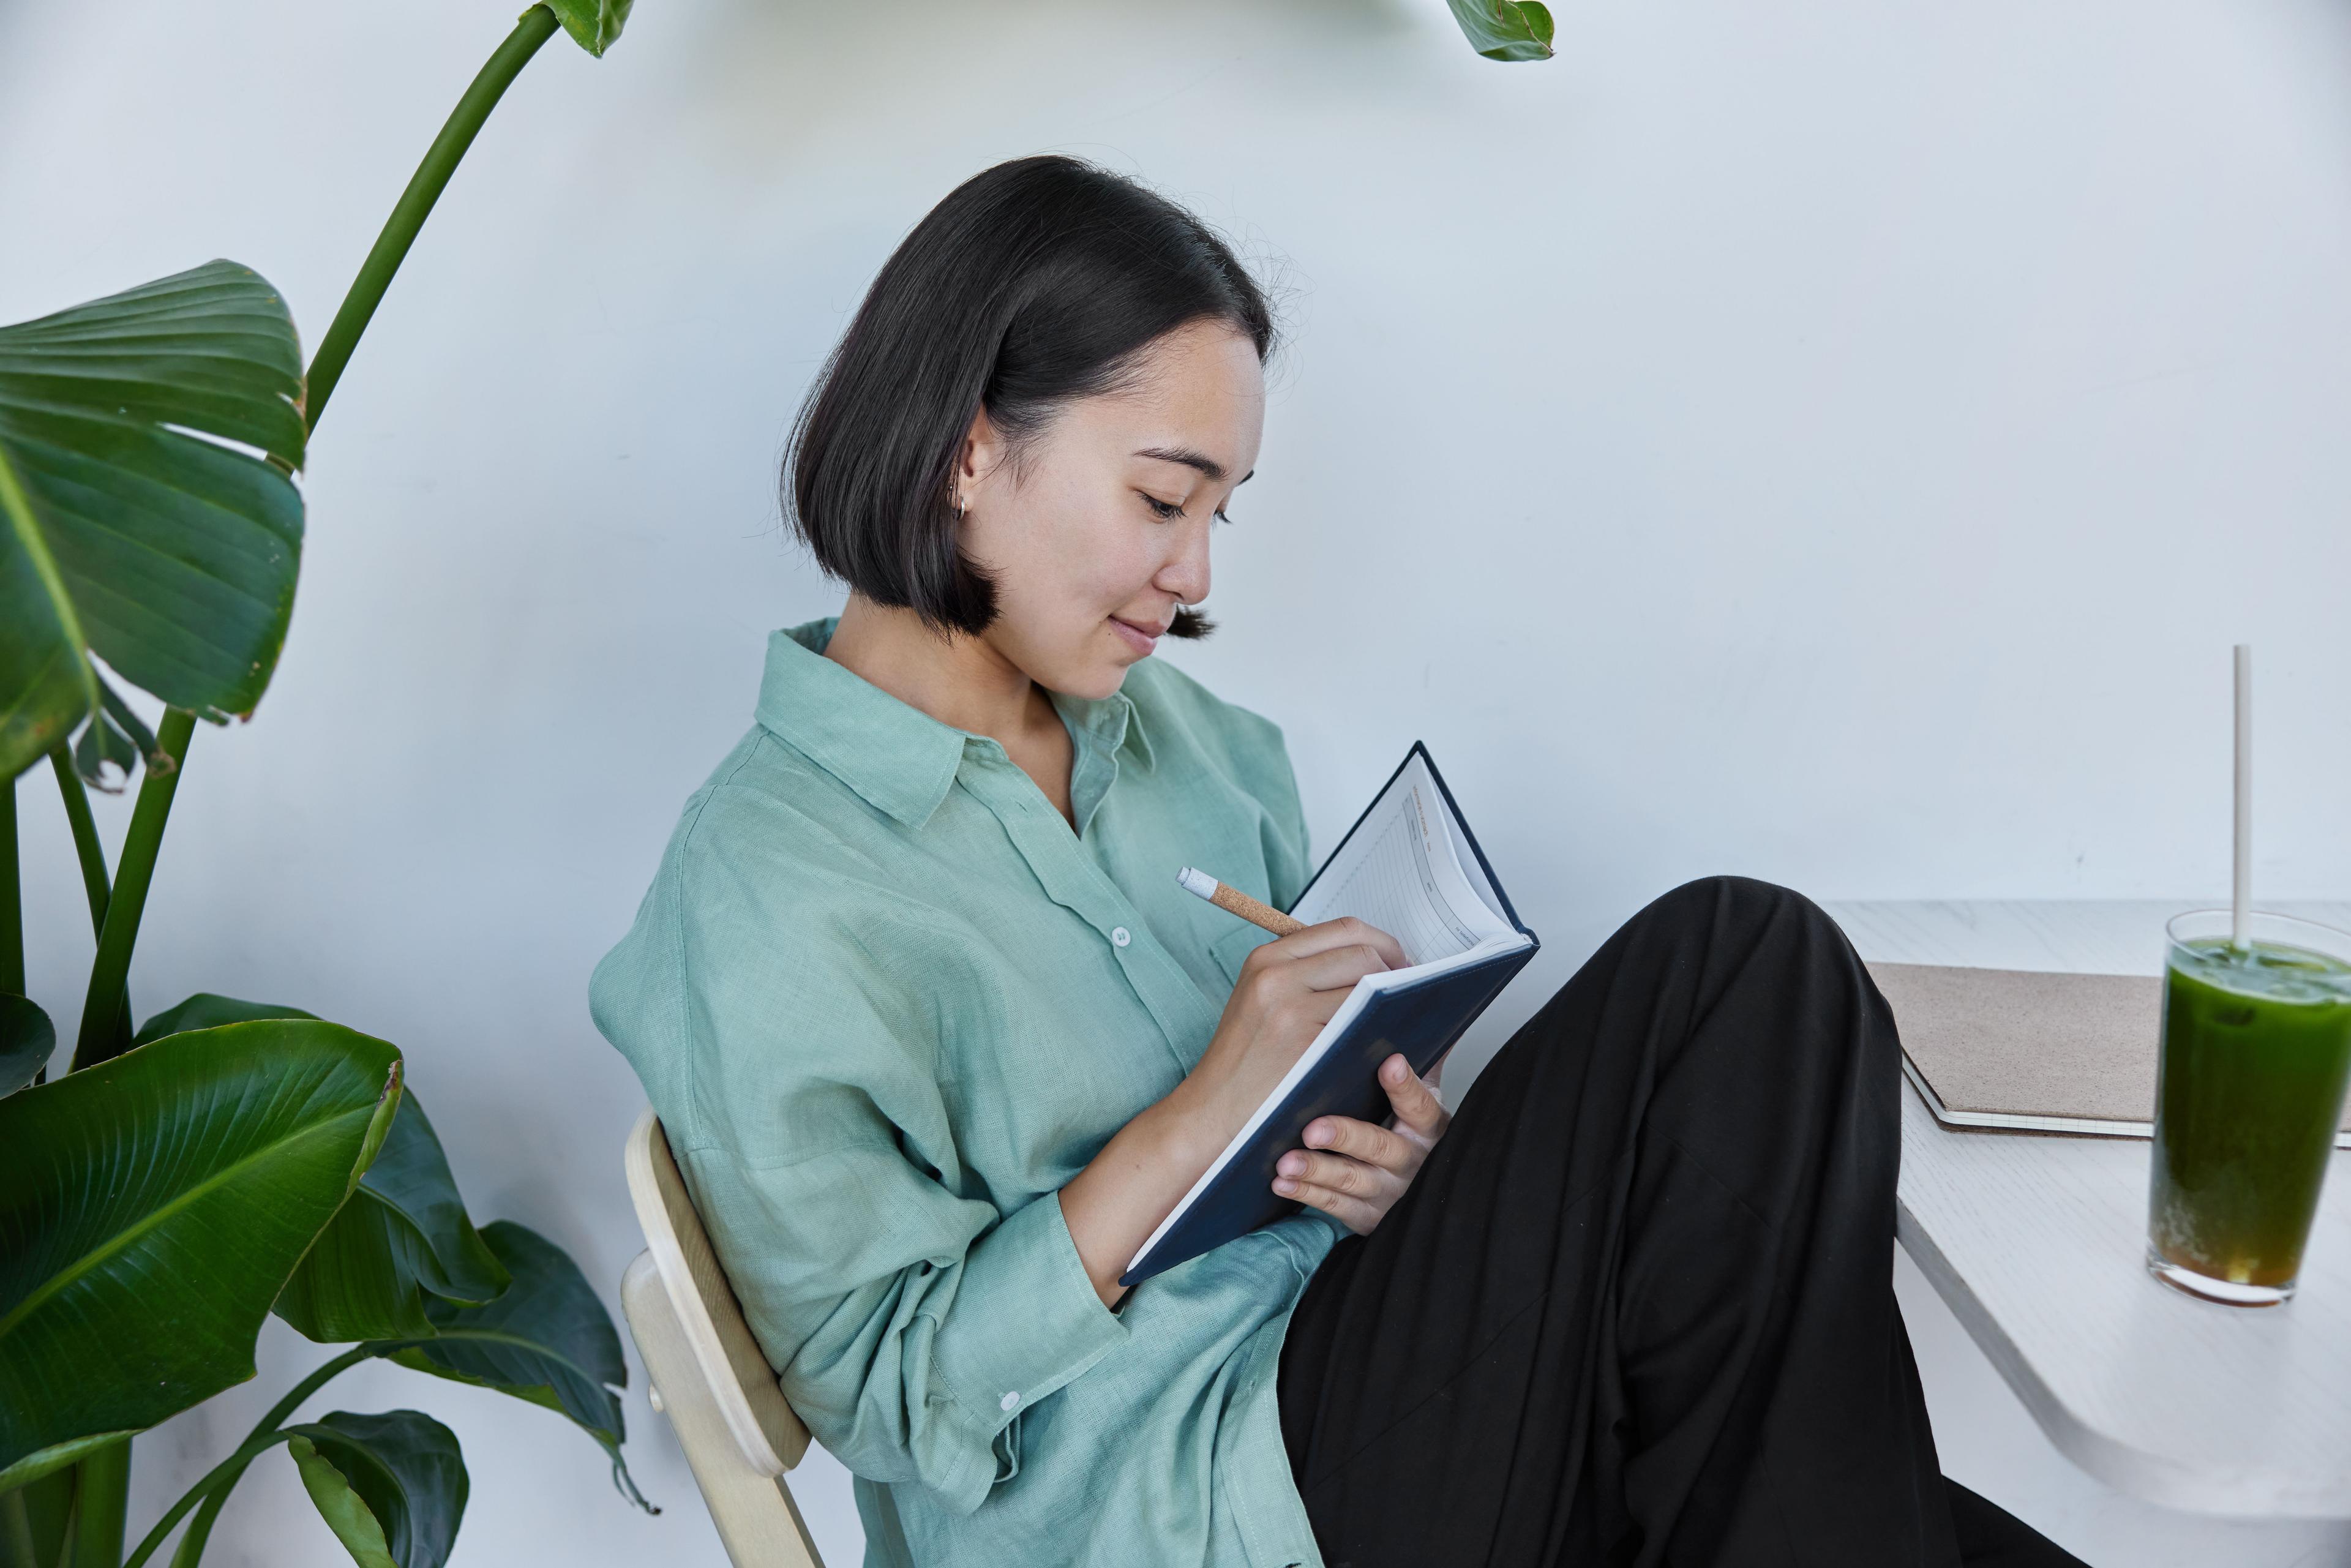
[591,619,1342,1568]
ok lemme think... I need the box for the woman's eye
[1140,493,1183,520]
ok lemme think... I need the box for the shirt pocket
[1208,922,1276,988]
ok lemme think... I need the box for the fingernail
[1273,1179,1297,1196]
[1277,1154,1301,1176]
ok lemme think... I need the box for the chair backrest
[622,1107,826,1567]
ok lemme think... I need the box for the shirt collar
[754,620,966,828]
[753,618,1156,830]
[1049,685,1154,774]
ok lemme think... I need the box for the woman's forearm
[1060,1070,1253,1306]
[1061,923,1405,1304]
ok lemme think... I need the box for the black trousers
[1277,878,2088,1568]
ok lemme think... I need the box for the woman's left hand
[1272,1054,1450,1235]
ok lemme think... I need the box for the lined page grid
[1296,798,1474,965]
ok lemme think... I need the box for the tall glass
[2147,910,2351,1305]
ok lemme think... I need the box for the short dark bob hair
[785,156,1275,639]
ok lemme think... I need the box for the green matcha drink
[2147,911,2351,1305]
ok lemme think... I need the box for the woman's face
[956,320,1265,700]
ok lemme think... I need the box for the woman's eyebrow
[1134,445,1234,482]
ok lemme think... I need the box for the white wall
[6,0,2350,1563]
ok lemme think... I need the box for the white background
[6,0,2349,1562]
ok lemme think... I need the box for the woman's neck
[823,595,1075,819]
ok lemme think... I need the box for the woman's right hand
[1060,915,1404,1305]
[1186,918,1408,1133]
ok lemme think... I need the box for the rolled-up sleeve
[688,1141,1128,1514]
[931,1185,1125,1444]
[602,787,1128,1514]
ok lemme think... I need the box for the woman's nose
[1157,517,1212,606]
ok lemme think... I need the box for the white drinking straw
[2233,643,2252,951]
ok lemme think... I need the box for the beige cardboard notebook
[1867,962,2351,1147]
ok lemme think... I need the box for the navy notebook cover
[1120,744,1538,1287]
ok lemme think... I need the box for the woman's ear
[955,405,1010,514]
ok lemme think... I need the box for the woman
[593,157,2083,1568]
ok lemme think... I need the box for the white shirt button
[1111,927,1131,948]
[999,1390,1020,1412]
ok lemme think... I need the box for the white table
[1830,901,2351,1520]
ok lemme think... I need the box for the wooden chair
[622,1108,830,1567]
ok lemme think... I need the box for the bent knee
[1643,875,1833,938]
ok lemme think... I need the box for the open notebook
[1122,744,1539,1286]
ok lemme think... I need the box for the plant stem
[68,711,193,1073]
[118,1429,296,1568]
[48,747,111,936]
[161,1345,380,1568]
[255,1345,383,1457]
[301,4,560,433]
[2,768,20,997]
[2,1487,39,1567]
[65,1440,127,1568]
[47,747,131,1053]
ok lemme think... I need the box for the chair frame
[622,1107,828,1567]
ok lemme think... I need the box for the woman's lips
[1108,616,1163,656]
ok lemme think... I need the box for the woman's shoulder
[640,725,911,926]
[590,727,932,1081]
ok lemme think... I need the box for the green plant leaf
[97,671,162,762]
[1445,0,1556,61]
[0,445,92,785]
[544,0,632,57]
[279,1090,509,1341]
[0,1430,131,1495]
[0,261,305,781]
[0,1021,401,1475]
[389,1221,648,1507]
[0,1462,75,1568]
[124,996,503,1341]
[70,707,137,793]
[285,1411,467,1568]
[0,995,54,1098]
[132,991,315,1049]
[72,671,169,792]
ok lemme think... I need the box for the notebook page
[1294,802,1473,964]
[1406,770,1517,948]
[1292,756,1513,962]
[1442,790,1509,926]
